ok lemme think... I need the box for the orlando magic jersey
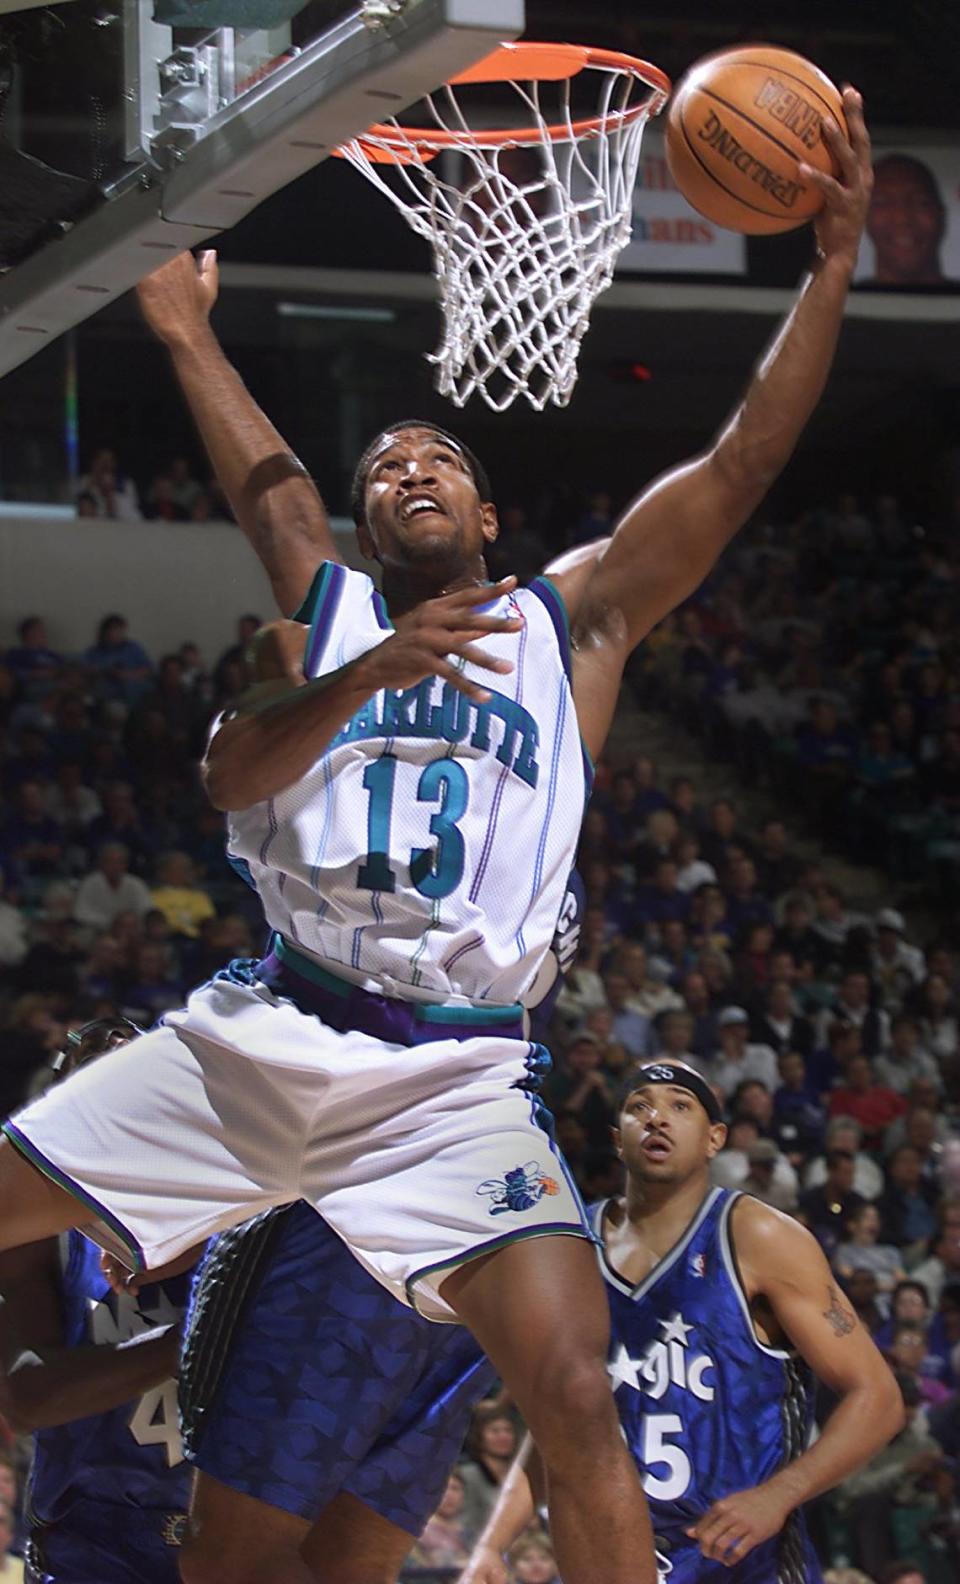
[593,1188,822,1584]
[25,1233,191,1584]
[226,564,589,1006]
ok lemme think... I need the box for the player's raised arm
[540,535,611,610]
[687,1196,903,1567]
[570,89,872,757]
[137,250,339,615]
[0,1241,179,1432]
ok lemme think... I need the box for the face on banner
[854,145,960,288]
[617,129,747,276]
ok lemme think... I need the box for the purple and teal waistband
[240,937,526,1047]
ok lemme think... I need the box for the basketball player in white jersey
[0,90,872,1584]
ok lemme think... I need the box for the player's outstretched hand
[800,86,872,270]
[137,248,220,346]
[360,576,523,705]
[456,1543,509,1584]
[686,1481,793,1566]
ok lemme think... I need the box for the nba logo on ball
[665,45,848,235]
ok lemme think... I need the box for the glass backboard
[0,0,523,377]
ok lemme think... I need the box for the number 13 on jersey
[357,754,469,899]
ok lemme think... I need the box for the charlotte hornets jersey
[25,1232,192,1584]
[525,868,583,1043]
[593,1188,821,1584]
[226,564,589,1006]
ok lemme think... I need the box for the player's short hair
[350,419,493,528]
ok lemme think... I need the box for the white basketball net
[339,55,669,411]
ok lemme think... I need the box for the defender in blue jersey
[465,1062,904,1584]
[0,1021,194,1584]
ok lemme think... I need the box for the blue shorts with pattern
[179,1200,494,1536]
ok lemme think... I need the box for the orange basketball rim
[347,41,671,163]
[336,40,671,411]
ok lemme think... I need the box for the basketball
[665,45,848,235]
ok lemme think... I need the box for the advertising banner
[617,128,748,276]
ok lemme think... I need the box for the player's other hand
[799,87,872,270]
[686,1482,793,1565]
[137,249,220,346]
[359,576,524,705]
[248,620,308,686]
[456,1543,509,1584]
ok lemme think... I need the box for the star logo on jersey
[475,1162,561,1215]
[609,1311,715,1404]
[658,1312,694,1347]
[608,1342,642,1392]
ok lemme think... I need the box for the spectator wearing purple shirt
[601,970,652,1060]
[85,781,156,876]
[724,855,775,937]
[678,969,720,1058]
[801,700,861,766]
[84,614,153,704]
[772,1050,826,1168]
[600,769,643,861]
[1,780,63,880]
[3,617,62,697]
[633,857,690,931]
[630,755,670,819]
[699,796,751,872]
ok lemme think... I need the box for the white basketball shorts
[2,974,590,1320]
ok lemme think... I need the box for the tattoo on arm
[823,1284,855,1337]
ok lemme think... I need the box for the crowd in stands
[74,448,233,526]
[631,487,960,901]
[4,504,960,1577]
[0,608,265,1123]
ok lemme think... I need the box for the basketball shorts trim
[4,975,590,1318]
[181,1201,495,1534]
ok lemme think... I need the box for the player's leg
[0,1134,89,1246]
[181,1478,415,1584]
[0,981,320,1270]
[441,1234,658,1584]
[178,1200,491,1584]
[180,1475,314,1584]
[302,1492,415,1584]
[305,1029,652,1582]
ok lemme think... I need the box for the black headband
[620,1062,724,1125]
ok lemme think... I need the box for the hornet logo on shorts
[476,1162,561,1215]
